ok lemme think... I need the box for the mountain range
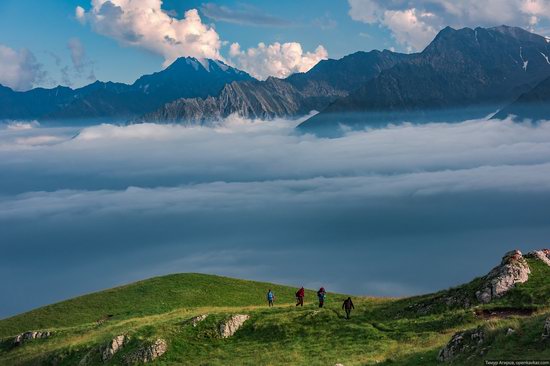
[137,50,408,123]
[2,25,550,132]
[299,25,550,134]
[0,58,251,122]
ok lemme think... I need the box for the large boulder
[219,314,250,338]
[124,338,167,364]
[526,249,550,267]
[13,331,51,346]
[438,327,485,362]
[101,334,129,361]
[475,250,531,304]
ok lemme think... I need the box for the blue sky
[0,0,549,90]
[0,0,389,89]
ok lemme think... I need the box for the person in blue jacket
[317,287,327,308]
[267,289,275,307]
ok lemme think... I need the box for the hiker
[267,289,275,307]
[342,297,354,319]
[296,287,305,307]
[317,287,326,308]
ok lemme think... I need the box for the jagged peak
[166,56,249,76]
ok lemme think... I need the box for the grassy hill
[0,273,318,337]
[1,261,550,365]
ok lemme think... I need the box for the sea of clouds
[1,115,550,317]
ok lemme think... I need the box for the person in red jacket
[296,287,305,307]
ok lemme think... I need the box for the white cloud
[228,42,328,79]
[382,9,437,52]
[67,38,85,73]
[3,121,40,131]
[348,0,550,51]
[0,44,44,91]
[75,0,223,66]
[67,37,96,82]
[75,1,328,77]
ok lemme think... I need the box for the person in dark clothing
[296,287,305,306]
[342,297,354,319]
[317,287,326,308]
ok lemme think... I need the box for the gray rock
[125,338,167,364]
[219,314,250,338]
[438,327,484,362]
[526,249,550,267]
[137,78,345,124]
[543,317,550,340]
[187,314,208,327]
[13,331,51,346]
[475,250,531,304]
[101,334,129,361]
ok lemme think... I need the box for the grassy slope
[0,265,549,366]
[0,273,317,338]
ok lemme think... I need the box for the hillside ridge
[1,249,550,365]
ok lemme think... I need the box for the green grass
[1,266,549,366]
[0,273,318,338]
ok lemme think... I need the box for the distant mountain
[492,75,550,121]
[0,84,76,120]
[139,50,410,123]
[298,26,550,135]
[0,58,252,121]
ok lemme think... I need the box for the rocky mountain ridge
[138,50,409,123]
[0,57,252,121]
[298,25,550,135]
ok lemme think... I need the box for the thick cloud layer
[1,116,550,318]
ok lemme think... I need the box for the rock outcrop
[124,338,167,364]
[188,314,208,327]
[13,331,51,346]
[526,249,550,267]
[543,317,550,340]
[475,250,531,304]
[438,327,485,362]
[219,314,250,338]
[101,334,129,361]
[138,78,343,124]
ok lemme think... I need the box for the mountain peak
[167,57,205,72]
